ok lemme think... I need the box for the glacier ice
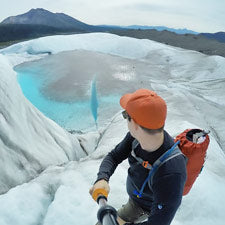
[0,33,225,225]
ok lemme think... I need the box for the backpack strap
[132,141,182,198]
[131,139,152,170]
[148,147,183,191]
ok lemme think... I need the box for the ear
[131,119,139,131]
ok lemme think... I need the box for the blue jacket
[96,131,187,225]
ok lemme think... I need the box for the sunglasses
[122,110,131,121]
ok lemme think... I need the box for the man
[90,89,187,225]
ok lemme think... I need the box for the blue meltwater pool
[16,67,121,132]
[14,50,140,131]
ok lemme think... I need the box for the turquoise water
[16,70,121,131]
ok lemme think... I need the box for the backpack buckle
[142,161,152,169]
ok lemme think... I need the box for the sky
[0,0,225,33]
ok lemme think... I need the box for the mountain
[0,24,85,43]
[0,8,106,44]
[1,8,97,31]
[125,25,199,34]
[200,32,225,43]
[100,25,199,34]
[109,29,225,58]
[1,8,225,58]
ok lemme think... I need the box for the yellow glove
[89,179,110,201]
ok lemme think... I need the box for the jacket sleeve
[125,173,186,225]
[96,132,134,182]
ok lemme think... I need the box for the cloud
[113,2,195,17]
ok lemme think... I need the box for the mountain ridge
[109,29,225,58]
[200,32,225,43]
[1,8,225,57]
[1,8,89,29]
[99,24,199,35]
[1,8,105,32]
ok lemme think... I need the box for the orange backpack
[132,129,210,198]
[175,129,210,195]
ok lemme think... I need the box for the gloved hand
[89,179,110,201]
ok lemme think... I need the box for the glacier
[0,33,225,225]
